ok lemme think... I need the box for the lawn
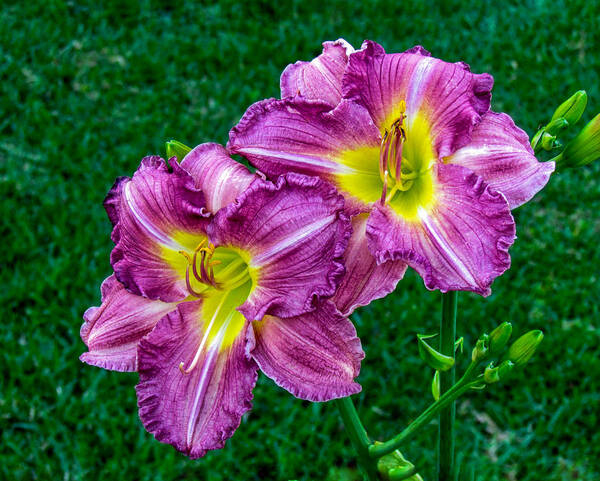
[1,1,599,480]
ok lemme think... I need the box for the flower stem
[368,377,475,459]
[335,397,379,481]
[438,291,458,481]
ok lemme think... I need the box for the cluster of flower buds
[479,325,544,385]
[532,90,600,169]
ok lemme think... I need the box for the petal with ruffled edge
[228,98,382,213]
[110,157,210,303]
[181,143,259,213]
[343,40,493,158]
[250,301,363,401]
[332,214,407,316]
[136,291,258,459]
[447,111,555,209]
[80,275,177,372]
[367,164,515,296]
[280,39,354,107]
[208,173,351,321]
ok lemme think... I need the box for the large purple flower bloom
[80,143,364,458]
[228,40,555,296]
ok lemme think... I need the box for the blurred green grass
[1,1,599,480]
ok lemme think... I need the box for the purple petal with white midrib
[367,164,516,296]
[448,111,555,209]
[136,300,258,459]
[208,173,351,321]
[250,301,364,402]
[332,214,407,316]
[80,275,177,372]
[280,39,354,107]
[109,156,209,303]
[342,40,493,158]
[181,143,259,213]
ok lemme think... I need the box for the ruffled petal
[110,156,209,302]
[367,164,515,296]
[208,173,351,320]
[80,275,177,372]
[280,38,354,107]
[332,214,407,316]
[136,298,258,459]
[343,40,494,158]
[447,111,555,209]
[228,98,382,212]
[250,301,363,401]
[181,143,259,213]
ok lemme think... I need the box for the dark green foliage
[1,1,599,479]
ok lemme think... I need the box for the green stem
[369,377,476,459]
[438,291,458,481]
[335,397,379,481]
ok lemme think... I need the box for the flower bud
[544,118,568,137]
[417,334,455,371]
[165,140,191,161]
[471,334,489,363]
[488,322,512,355]
[431,370,440,401]
[484,360,514,384]
[505,330,544,366]
[551,90,587,125]
[376,447,423,481]
[557,113,600,168]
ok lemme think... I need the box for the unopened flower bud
[488,322,512,355]
[376,446,423,481]
[505,330,544,366]
[544,118,568,137]
[165,140,191,161]
[484,360,514,384]
[557,113,600,168]
[551,90,587,125]
[471,335,489,363]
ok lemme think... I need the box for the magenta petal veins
[80,275,177,372]
[250,301,364,402]
[280,38,354,107]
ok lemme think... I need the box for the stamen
[380,170,389,204]
[379,130,390,182]
[184,264,207,298]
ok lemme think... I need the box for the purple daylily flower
[81,143,364,458]
[228,40,555,296]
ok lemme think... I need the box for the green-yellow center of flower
[336,101,436,220]
[179,240,255,297]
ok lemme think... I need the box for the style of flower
[228,40,555,296]
[80,143,365,458]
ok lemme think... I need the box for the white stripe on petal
[418,206,478,286]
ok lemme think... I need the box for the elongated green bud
[551,90,587,125]
[505,330,544,366]
[431,370,440,401]
[165,140,192,161]
[544,118,568,137]
[417,334,455,371]
[484,360,514,384]
[557,113,600,168]
[488,322,512,355]
[471,334,489,363]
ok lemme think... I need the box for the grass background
[1,1,599,480]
